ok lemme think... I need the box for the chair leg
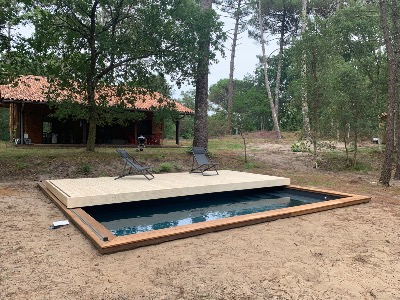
[115,163,129,180]
[143,170,155,180]
[189,157,195,173]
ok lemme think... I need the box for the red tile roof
[0,75,194,114]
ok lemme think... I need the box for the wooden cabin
[0,75,193,145]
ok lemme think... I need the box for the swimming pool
[38,172,370,254]
[83,187,339,237]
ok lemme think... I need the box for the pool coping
[38,182,370,254]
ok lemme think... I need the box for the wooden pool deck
[38,171,370,254]
[43,170,290,208]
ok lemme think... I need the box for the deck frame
[38,181,370,254]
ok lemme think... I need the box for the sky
[171,13,279,99]
[16,9,279,100]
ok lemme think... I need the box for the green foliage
[291,141,310,152]
[0,108,9,141]
[208,76,273,132]
[287,2,384,161]
[15,161,28,170]
[320,151,372,173]
[163,90,194,140]
[154,162,182,173]
[77,163,92,175]
[208,113,227,137]
[245,161,258,170]
[25,0,225,150]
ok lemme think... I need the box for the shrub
[155,162,182,173]
[291,141,311,152]
[78,163,92,175]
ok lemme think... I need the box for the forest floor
[1,133,400,299]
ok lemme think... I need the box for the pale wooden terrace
[43,170,290,208]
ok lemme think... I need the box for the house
[0,75,193,145]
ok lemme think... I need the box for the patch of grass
[245,161,258,170]
[154,162,182,173]
[351,161,372,172]
[225,143,244,150]
[319,151,372,173]
[15,161,28,170]
[77,163,92,175]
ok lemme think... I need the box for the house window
[42,121,52,144]
[43,122,52,133]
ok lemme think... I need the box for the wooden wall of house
[10,103,19,141]
[25,104,48,144]
[6,102,167,145]
[152,120,163,145]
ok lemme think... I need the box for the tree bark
[390,0,400,179]
[310,46,319,168]
[273,7,286,113]
[226,0,243,135]
[86,0,99,152]
[258,0,281,139]
[193,0,212,148]
[300,0,311,139]
[379,0,396,186]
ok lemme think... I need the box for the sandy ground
[1,142,400,299]
[1,182,399,300]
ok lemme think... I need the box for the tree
[29,0,224,151]
[390,0,400,180]
[379,0,396,185]
[257,0,281,138]
[300,0,311,138]
[209,76,273,132]
[216,0,251,134]
[326,5,383,166]
[248,0,304,138]
[0,0,26,81]
[193,0,219,148]
[0,108,9,141]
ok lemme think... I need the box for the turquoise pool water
[83,187,339,237]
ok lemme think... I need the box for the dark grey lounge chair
[190,147,219,175]
[115,149,154,180]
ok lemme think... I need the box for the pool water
[83,187,340,237]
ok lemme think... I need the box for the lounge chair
[190,147,219,175]
[115,149,154,180]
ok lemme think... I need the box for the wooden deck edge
[38,182,114,251]
[100,188,370,254]
[38,182,371,255]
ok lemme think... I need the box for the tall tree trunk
[300,0,311,139]
[353,130,358,167]
[310,46,319,168]
[395,105,400,178]
[193,0,212,148]
[86,0,99,152]
[273,7,286,112]
[226,0,243,135]
[391,0,400,179]
[258,0,281,139]
[379,0,396,185]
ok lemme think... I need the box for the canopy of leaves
[288,3,385,141]
[25,0,225,125]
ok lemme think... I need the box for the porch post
[9,104,13,142]
[20,103,24,144]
